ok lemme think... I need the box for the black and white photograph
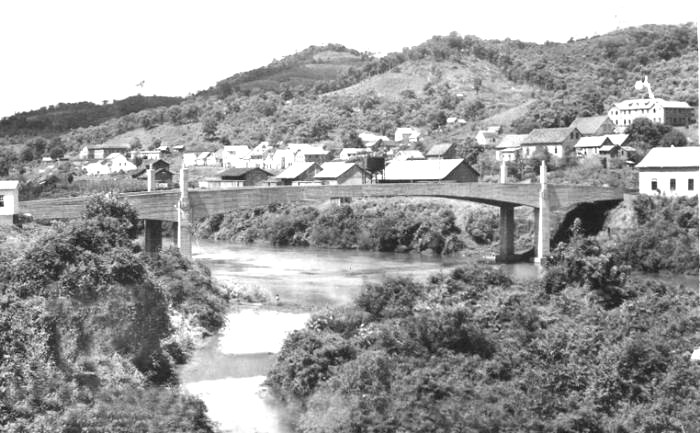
[0,1,699,431]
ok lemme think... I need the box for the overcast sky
[0,0,697,118]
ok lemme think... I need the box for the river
[178,240,539,432]
[178,240,697,433]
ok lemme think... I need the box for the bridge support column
[146,167,156,192]
[144,219,162,254]
[495,205,515,263]
[499,160,507,184]
[177,167,192,259]
[535,161,550,264]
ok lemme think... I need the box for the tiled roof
[384,159,471,181]
[496,134,528,149]
[569,116,610,135]
[612,99,656,110]
[656,99,692,109]
[426,143,454,157]
[523,127,576,145]
[315,162,357,179]
[574,136,610,149]
[275,162,318,179]
[636,146,700,169]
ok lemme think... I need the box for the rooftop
[218,167,270,179]
[604,134,630,146]
[315,162,357,179]
[0,180,19,190]
[569,115,611,135]
[275,162,318,179]
[574,136,610,148]
[426,143,454,157]
[523,127,577,145]
[496,134,528,149]
[636,146,700,169]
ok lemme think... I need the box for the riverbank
[194,197,537,257]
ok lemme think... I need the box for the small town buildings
[222,145,251,168]
[495,134,528,161]
[382,159,479,183]
[521,127,581,158]
[84,153,137,175]
[272,162,322,186]
[267,148,296,170]
[314,162,369,185]
[135,149,163,160]
[574,136,614,158]
[199,167,272,189]
[392,150,425,161]
[79,143,131,160]
[394,127,421,144]
[425,143,456,159]
[300,147,330,164]
[636,146,700,197]
[245,141,273,167]
[0,180,19,225]
[608,99,694,127]
[338,147,370,161]
[182,152,198,167]
[359,132,391,148]
[569,115,615,136]
[132,167,174,186]
[475,126,502,146]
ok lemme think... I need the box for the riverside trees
[266,249,700,432]
[0,193,226,432]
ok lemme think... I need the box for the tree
[341,129,363,148]
[129,136,142,150]
[200,113,219,138]
[0,147,18,176]
[473,77,483,95]
[658,129,688,147]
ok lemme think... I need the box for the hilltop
[0,24,696,161]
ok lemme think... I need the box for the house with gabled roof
[475,129,499,146]
[339,147,371,161]
[0,180,19,225]
[521,127,581,158]
[569,115,615,136]
[574,136,613,158]
[495,134,528,161]
[314,162,369,185]
[381,159,479,183]
[394,127,421,144]
[635,146,700,197]
[271,162,322,186]
[426,143,456,159]
[608,98,694,127]
[79,143,131,160]
[222,145,251,168]
[200,167,272,189]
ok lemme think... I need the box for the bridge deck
[19,183,623,222]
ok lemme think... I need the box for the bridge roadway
[19,182,623,222]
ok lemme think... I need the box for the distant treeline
[0,94,183,136]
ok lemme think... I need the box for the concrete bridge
[14,163,623,262]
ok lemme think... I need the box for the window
[0,195,4,207]
[670,178,676,191]
[651,179,658,191]
[689,179,695,191]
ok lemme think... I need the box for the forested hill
[0,23,696,151]
[0,95,183,137]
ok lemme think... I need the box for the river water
[178,240,697,432]
[178,240,539,432]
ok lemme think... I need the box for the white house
[636,146,700,197]
[520,127,581,158]
[394,127,421,144]
[338,147,370,161]
[84,153,137,175]
[222,145,251,168]
[183,152,198,167]
[0,180,19,225]
[574,136,613,158]
[495,134,528,161]
[267,148,296,170]
[475,129,500,146]
[392,150,425,161]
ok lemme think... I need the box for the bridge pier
[177,167,192,259]
[535,161,550,263]
[144,219,162,254]
[495,205,515,263]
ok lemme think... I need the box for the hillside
[0,24,696,164]
[0,94,183,137]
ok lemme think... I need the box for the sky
[0,0,697,118]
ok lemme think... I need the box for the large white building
[607,77,694,128]
[636,146,699,197]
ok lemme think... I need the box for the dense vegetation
[196,199,536,255]
[266,235,700,432]
[605,195,699,274]
[0,194,227,431]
